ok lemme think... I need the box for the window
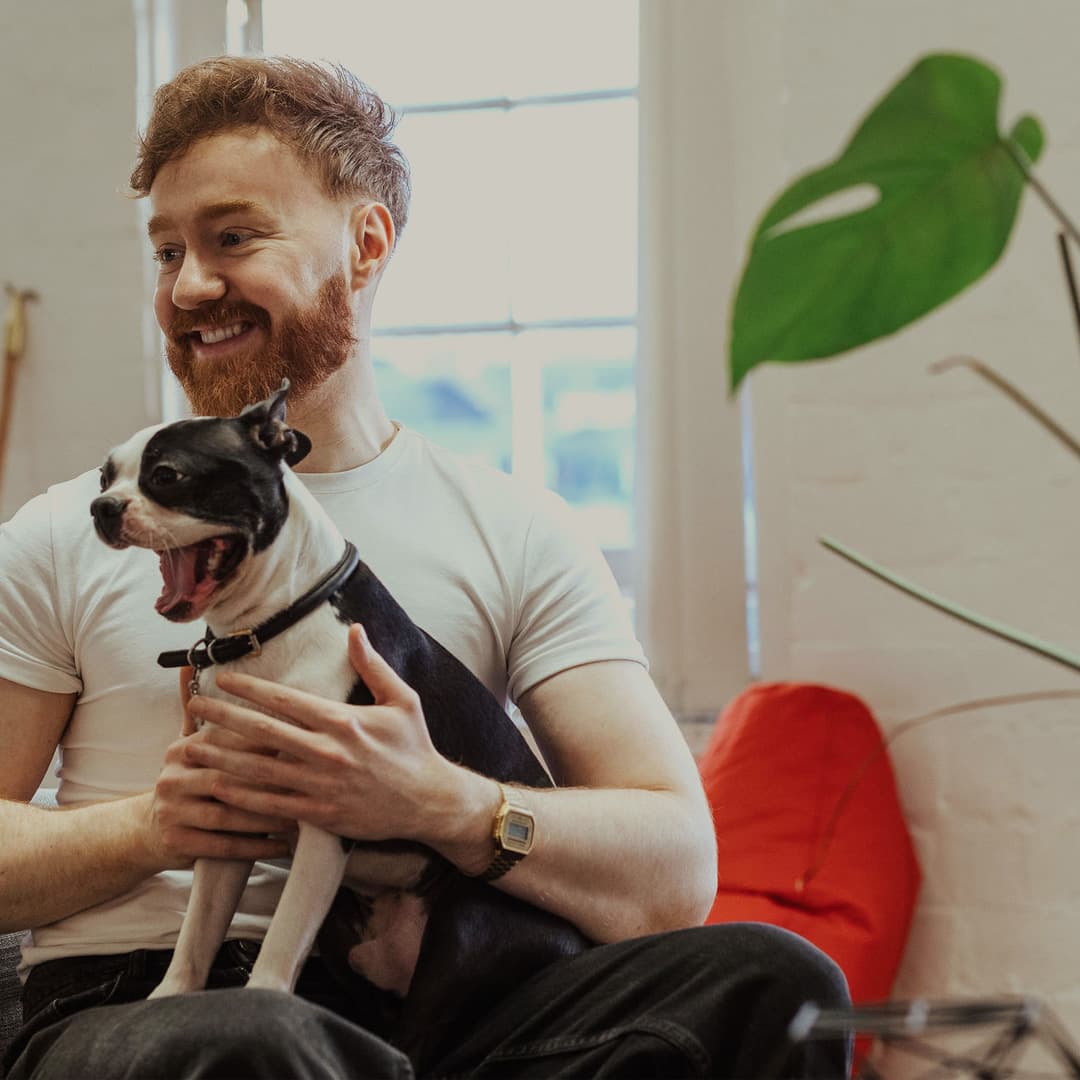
[259,1,639,583]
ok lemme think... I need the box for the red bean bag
[700,682,920,1005]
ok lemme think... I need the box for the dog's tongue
[155,542,217,620]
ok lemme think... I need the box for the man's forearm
[432,773,718,944]
[0,794,162,932]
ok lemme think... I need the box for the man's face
[148,129,357,417]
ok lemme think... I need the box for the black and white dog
[90,380,587,1062]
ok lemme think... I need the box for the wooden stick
[0,285,39,504]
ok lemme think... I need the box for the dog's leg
[149,857,253,997]
[246,822,349,993]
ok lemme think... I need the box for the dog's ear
[238,379,312,468]
[239,379,291,426]
[281,427,312,467]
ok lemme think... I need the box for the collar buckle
[208,627,261,664]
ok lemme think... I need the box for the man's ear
[349,202,395,290]
[238,379,313,467]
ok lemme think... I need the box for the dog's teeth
[199,323,246,345]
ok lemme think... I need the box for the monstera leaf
[729,53,1045,392]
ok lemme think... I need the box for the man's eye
[152,246,182,266]
[150,465,183,486]
[221,231,246,248]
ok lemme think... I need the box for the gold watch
[479,784,535,882]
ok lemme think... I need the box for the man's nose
[171,251,226,309]
[90,495,129,545]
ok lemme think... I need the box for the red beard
[164,272,357,418]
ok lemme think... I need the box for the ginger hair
[130,55,411,240]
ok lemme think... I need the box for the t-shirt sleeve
[507,489,646,703]
[0,489,81,693]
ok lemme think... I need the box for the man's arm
[0,677,291,933]
[475,659,718,941]
[0,676,156,932]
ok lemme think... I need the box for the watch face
[501,809,535,854]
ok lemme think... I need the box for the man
[0,56,849,1078]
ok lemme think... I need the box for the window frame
[147,0,757,712]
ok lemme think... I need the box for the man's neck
[289,358,397,474]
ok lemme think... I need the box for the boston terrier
[90,380,588,1065]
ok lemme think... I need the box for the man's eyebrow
[146,200,271,238]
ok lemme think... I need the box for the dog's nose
[90,495,128,545]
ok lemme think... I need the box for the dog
[90,380,588,1065]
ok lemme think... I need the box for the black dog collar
[157,541,361,672]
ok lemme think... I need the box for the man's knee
[653,923,848,1005]
[732,922,850,1005]
[22,989,412,1080]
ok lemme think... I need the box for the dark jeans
[3,924,850,1079]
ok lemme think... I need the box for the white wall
[0,1,156,522]
[738,0,1080,1045]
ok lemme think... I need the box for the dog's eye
[98,469,108,493]
[150,465,183,487]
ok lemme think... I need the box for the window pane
[260,1,640,564]
[508,99,638,322]
[261,0,638,107]
[496,0,639,100]
[380,98,639,329]
[373,333,512,472]
[526,328,636,550]
[376,110,512,329]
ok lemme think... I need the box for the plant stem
[819,535,1080,674]
[797,687,1080,891]
[930,355,1080,460]
[1004,139,1080,248]
[1057,232,1080,361]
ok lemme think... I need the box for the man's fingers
[171,825,290,863]
[184,737,316,797]
[348,623,413,707]
[193,794,293,836]
[189,686,332,750]
[210,671,348,734]
[158,773,293,833]
[200,724,276,755]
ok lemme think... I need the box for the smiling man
[0,56,850,1079]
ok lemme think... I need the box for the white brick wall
[745,0,1080,1053]
[0,1,153,523]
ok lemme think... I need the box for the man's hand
[180,624,472,848]
[145,724,296,868]
[176,625,716,944]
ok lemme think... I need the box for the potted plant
[727,52,1080,1072]
[731,52,1080,674]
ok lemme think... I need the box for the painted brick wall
[746,0,1080,1056]
[0,1,152,523]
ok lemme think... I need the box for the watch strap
[479,847,525,882]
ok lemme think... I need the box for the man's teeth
[198,323,247,345]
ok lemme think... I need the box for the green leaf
[729,53,1045,393]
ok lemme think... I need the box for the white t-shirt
[0,425,645,968]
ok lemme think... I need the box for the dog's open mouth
[155,535,248,622]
